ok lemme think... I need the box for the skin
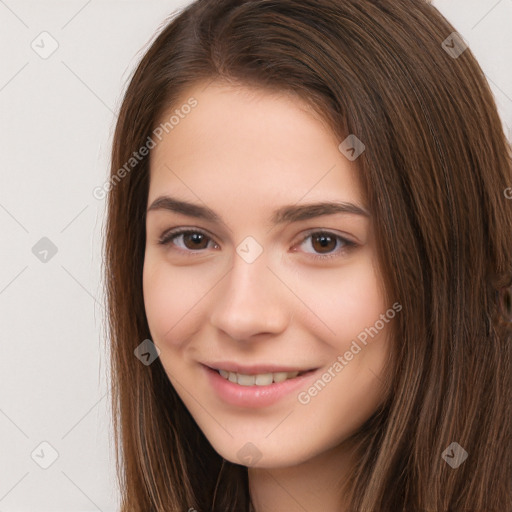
[143,80,392,512]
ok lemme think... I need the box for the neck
[248,440,356,512]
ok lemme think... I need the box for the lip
[202,364,321,408]
[202,361,315,375]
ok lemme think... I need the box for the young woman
[104,0,512,510]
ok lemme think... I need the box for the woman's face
[143,81,393,468]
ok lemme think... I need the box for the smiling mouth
[215,368,316,386]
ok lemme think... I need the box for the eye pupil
[184,232,208,250]
[312,234,336,253]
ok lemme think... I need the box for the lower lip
[203,365,320,408]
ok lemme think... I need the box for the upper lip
[202,362,319,375]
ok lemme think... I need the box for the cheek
[142,255,202,346]
[294,256,386,350]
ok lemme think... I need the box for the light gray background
[1,1,511,510]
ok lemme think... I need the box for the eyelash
[157,227,357,261]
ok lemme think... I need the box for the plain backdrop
[1,1,511,510]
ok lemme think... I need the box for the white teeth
[255,373,273,386]
[273,371,289,383]
[218,369,301,386]
[237,374,256,385]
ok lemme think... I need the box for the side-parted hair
[104,0,512,510]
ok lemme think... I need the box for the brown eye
[181,232,210,250]
[311,233,338,254]
[158,229,217,253]
[298,230,357,261]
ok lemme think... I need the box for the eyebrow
[146,195,370,227]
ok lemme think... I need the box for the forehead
[148,81,365,217]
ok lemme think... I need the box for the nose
[209,251,291,342]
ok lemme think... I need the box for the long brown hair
[104,0,512,510]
